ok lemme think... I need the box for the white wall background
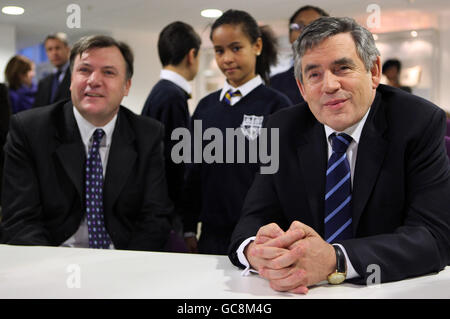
[111,28,160,115]
[376,29,438,103]
[0,24,16,83]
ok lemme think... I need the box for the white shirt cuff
[183,232,196,238]
[236,236,259,276]
[333,243,360,280]
[236,238,360,280]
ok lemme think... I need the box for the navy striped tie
[324,133,353,243]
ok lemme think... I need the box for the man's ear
[296,78,307,99]
[123,78,132,96]
[371,56,382,89]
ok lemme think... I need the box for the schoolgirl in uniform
[183,9,292,255]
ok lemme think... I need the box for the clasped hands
[244,221,336,294]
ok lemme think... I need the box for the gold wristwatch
[327,245,347,285]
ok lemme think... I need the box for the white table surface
[0,244,448,299]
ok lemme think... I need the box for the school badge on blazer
[240,115,263,140]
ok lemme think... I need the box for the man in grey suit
[1,35,172,250]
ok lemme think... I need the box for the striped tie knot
[224,89,242,105]
[330,133,352,154]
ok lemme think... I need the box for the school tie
[85,129,111,249]
[50,69,62,103]
[324,133,353,243]
[223,89,242,105]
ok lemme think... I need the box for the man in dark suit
[270,5,328,105]
[229,17,450,294]
[0,83,11,204]
[1,35,172,251]
[33,33,72,108]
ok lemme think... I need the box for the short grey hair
[293,17,380,83]
[45,32,69,47]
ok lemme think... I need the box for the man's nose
[87,70,101,86]
[322,70,341,93]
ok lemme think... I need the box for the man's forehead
[303,33,357,57]
[301,34,362,69]
[45,38,67,48]
[74,47,127,72]
[77,47,122,61]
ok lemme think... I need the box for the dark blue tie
[324,133,353,243]
[85,129,111,249]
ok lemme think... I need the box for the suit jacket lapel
[56,70,71,101]
[54,101,85,199]
[42,75,53,105]
[296,119,328,235]
[352,92,388,231]
[103,108,137,213]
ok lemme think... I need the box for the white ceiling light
[201,9,222,18]
[411,30,418,37]
[2,6,25,15]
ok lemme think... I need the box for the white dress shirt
[237,108,371,281]
[219,75,263,106]
[160,69,192,95]
[60,107,118,248]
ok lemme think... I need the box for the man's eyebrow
[102,66,118,70]
[332,57,357,67]
[303,57,358,74]
[303,64,320,74]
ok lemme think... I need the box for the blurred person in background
[33,33,71,107]
[382,59,412,93]
[4,55,37,114]
[270,5,329,105]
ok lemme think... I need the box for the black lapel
[296,118,328,235]
[56,69,71,100]
[352,92,389,231]
[103,107,137,213]
[54,101,85,199]
[42,75,53,105]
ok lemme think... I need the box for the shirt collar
[160,69,192,95]
[324,107,371,145]
[56,61,70,74]
[73,106,117,149]
[219,75,263,101]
